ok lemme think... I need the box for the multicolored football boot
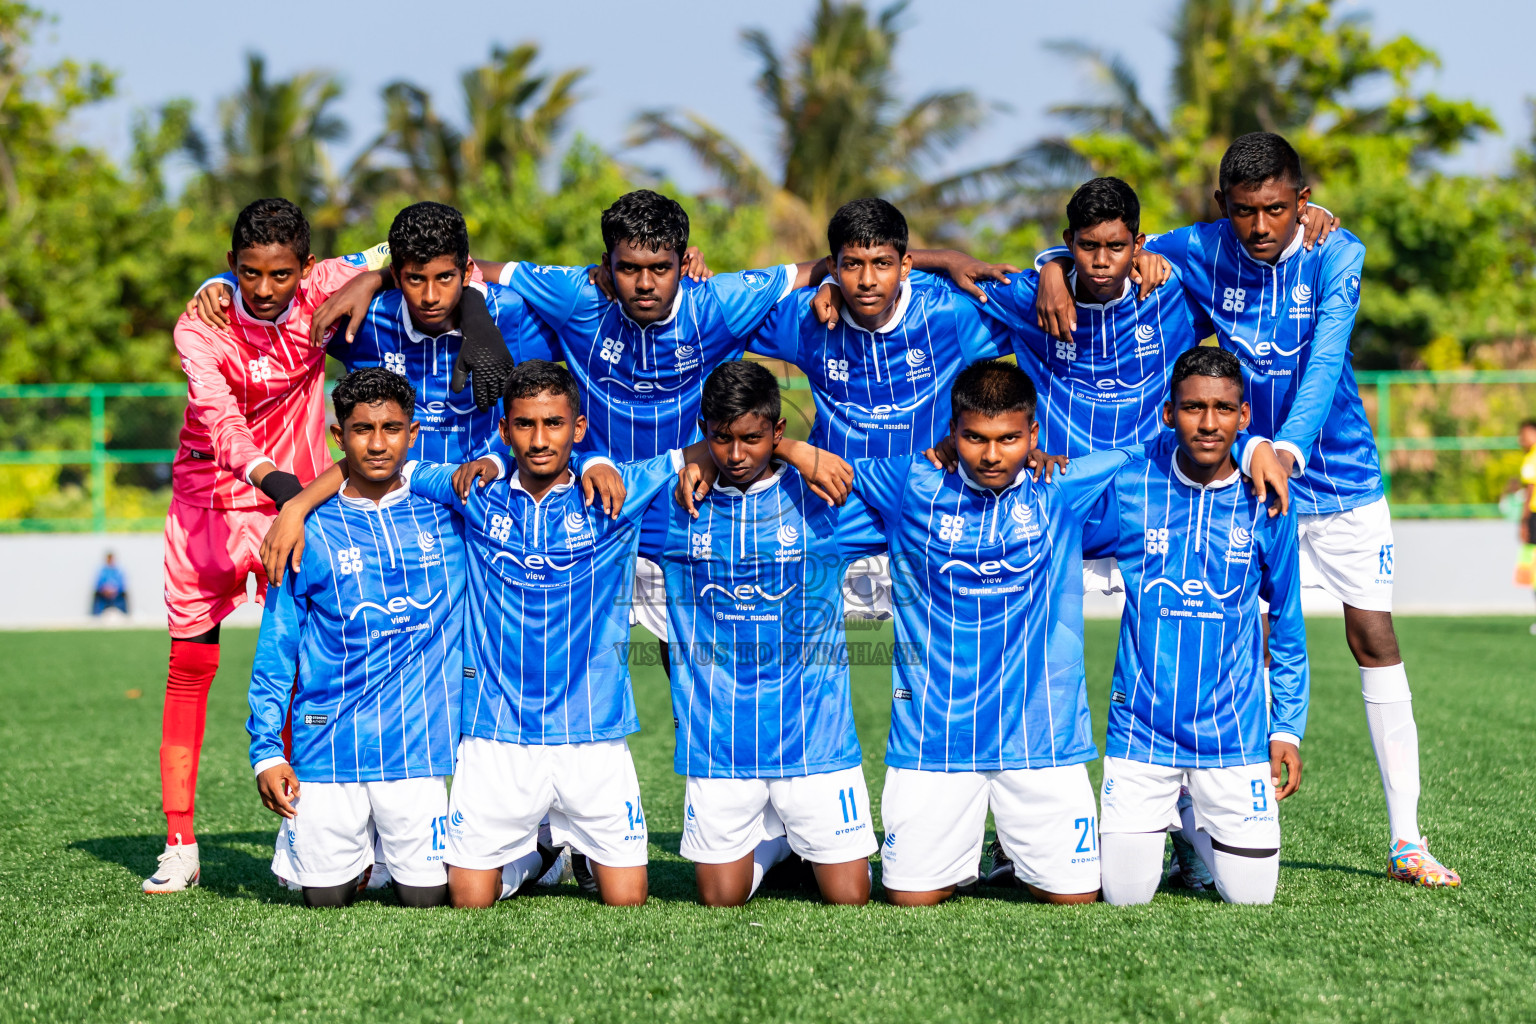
[1388,838,1461,888]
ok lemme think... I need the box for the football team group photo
[4,1,1533,1021]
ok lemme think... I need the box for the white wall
[0,519,1530,629]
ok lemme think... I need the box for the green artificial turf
[0,618,1532,1023]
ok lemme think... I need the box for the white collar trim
[337,478,411,510]
[957,459,1029,495]
[233,290,295,327]
[399,293,462,345]
[507,469,576,501]
[1172,454,1242,491]
[715,461,786,499]
[1069,269,1134,309]
[616,280,684,329]
[1233,219,1305,269]
[843,278,913,335]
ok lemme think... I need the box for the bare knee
[447,866,499,909]
[1026,884,1099,905]
[592,863,648,907]
[812,860,871,906]
[1344,607,1400,666]
[884,887,954,907]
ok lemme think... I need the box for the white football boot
[142,835,200,893]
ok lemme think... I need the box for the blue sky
[33,0,1535,192]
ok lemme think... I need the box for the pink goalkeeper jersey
[171,249,388,511]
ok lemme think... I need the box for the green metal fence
[1,372,1532,531]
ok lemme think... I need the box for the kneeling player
[653,362,884,905]
[1087,347,1307,905]
[247,369,465,908]
[407,361,678,908]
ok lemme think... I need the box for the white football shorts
[269,776,448,888]
[446,736,648,870]
[1083,556,1124,596]
[842,554,893,620]
[1099,756,1280,850]
[1296,496,1394,612]
[679,766,877,865]
[630,556,669,642]
[878,764,1100,894]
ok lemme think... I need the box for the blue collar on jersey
[712,460,787,499]
[399,290,465,345]
[505,468,576,503]
[835,278,914,336]
[956,458,1031,496]
[1067,269,1134,310]
[1170,452,1241,491]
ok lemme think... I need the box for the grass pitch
[0,618,1532,1023]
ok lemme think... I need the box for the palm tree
[629,0,1005,257]
[184,54,347,211]
[1016,0,1492,226]
[355,44,586,207]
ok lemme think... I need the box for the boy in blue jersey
[642,361,884,906]
[248,368,465,909]
[1037,132,1459,888]
[407,360,678,909]
[1085,348,1307,905]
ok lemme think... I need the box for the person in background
[1514,419,1536,633]
[91,552,128,616]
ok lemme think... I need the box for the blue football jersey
[851,451,1135,772]
[750,271,1005,459]
[328,284,556,464]
[408,454,676,745]
[636,462,887,779]
[1082,432,1308,767]
[975,269,1202,457]
[1142,223,1378,515]
[501,262,795,460]
[247,485,466,783]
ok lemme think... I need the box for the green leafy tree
[629,0,1005,260]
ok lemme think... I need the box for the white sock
[498,849,546,901]
[1361,663,1421,843]
[1099,832,1165,905]
[748,836,791,900]
[1210,848,1279,904]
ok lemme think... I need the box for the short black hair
[1219,132,1305,194]
[1066,177,1140,236]
[950,360,1037,423]
[1519,418,1536,432]
[231,197,310,263]
[389,201,469,272]
[601,189,689,255]
[504,359,582,415]
[332,367,415,424]
[827,198,908,259]
[1169,346,1244,398]
[701,360,781,427]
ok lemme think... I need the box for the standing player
[1036,132,1459,887]
[1087,348,1307,905]
[249,369,464,908]
[647,361,884,906]
[143,199,389,894]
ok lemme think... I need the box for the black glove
[452,287,515,413]
[258,470,304,510]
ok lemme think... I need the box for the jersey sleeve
[707,264,797,340]
[403,460,461,508]
[745,289,811,364]
[246,546,313,769]
[1079,481,1121,560]
[850,456,916,528]
[174,315,276,481]
[617,453,682,526]
[1273,238,1367,470]
[1258,507,1309,744]
[499,263,589,340]
[636,491,672,561]
[1056,446,1144,516]
[832,493,889,559]
[305,244,391,304]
